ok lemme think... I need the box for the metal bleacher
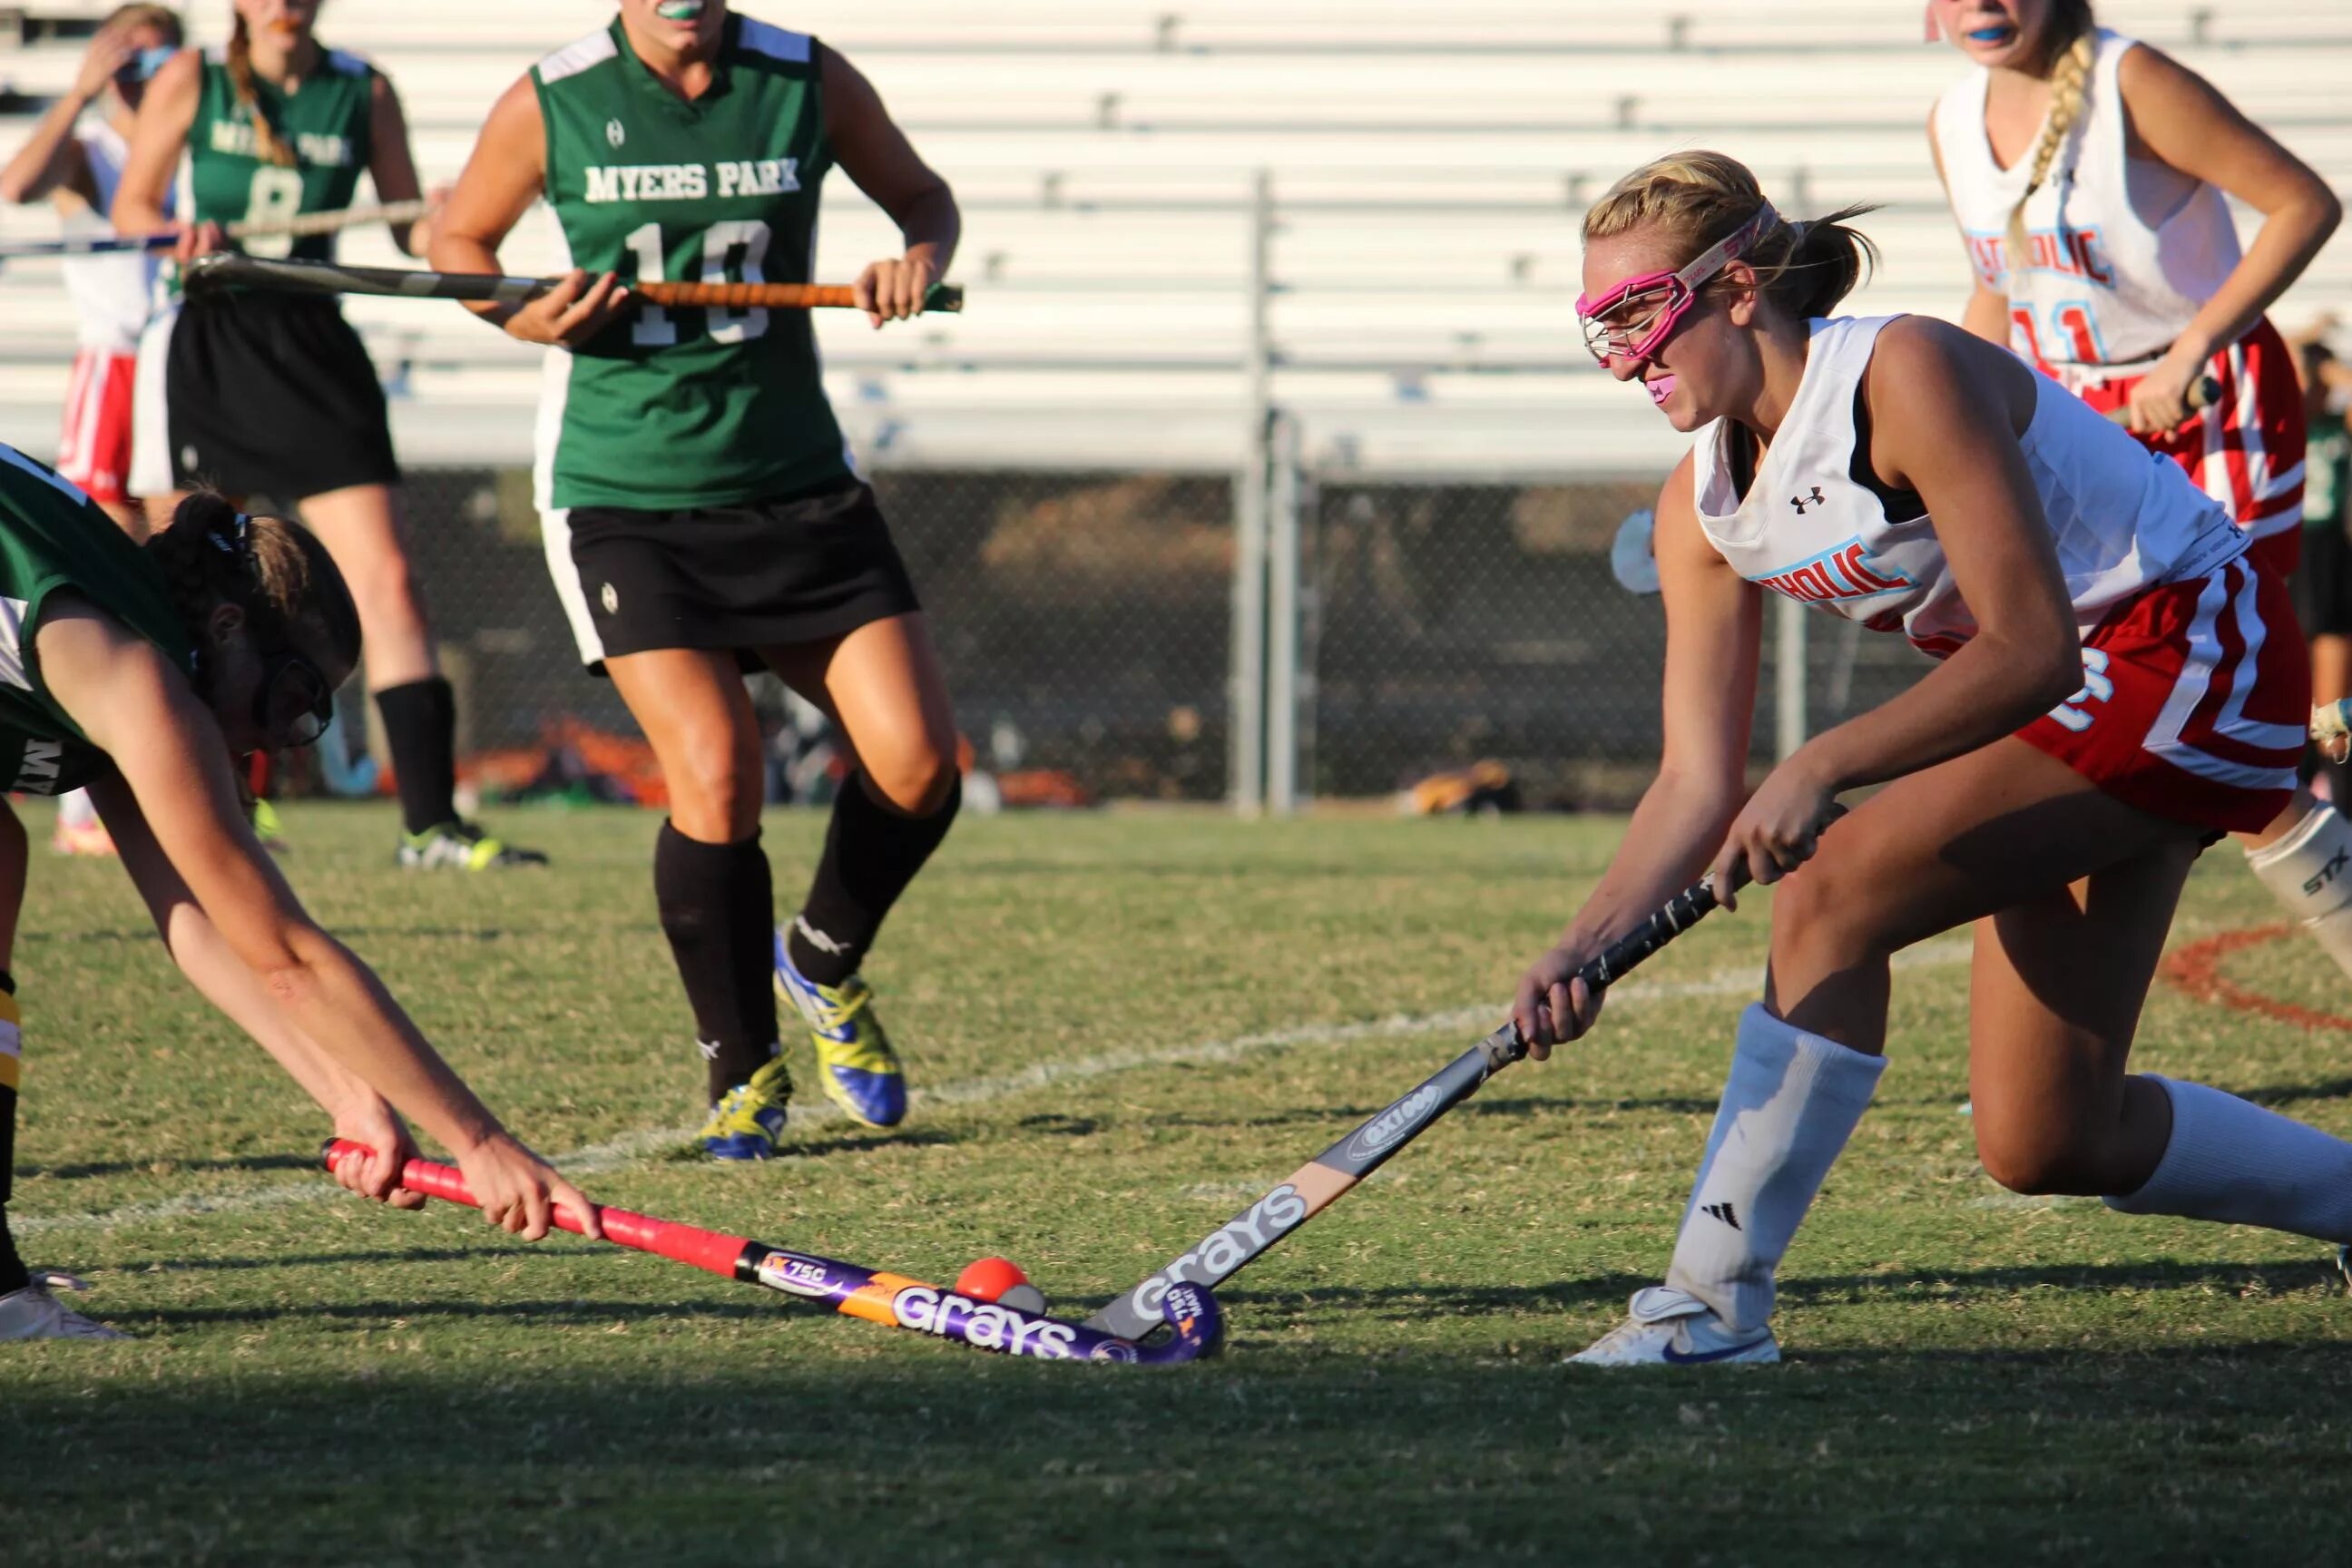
[1,1,2347,476]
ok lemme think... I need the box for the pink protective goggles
[1576,201,1779,367]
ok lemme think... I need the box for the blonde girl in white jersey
[1519,152,2352,1367]
[1927,1,2352,976]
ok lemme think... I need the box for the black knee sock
[376,677,458,836]
[1,971,26,1295]
[786,773,962,988]
[656,823,781,1102]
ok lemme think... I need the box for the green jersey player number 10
[626,219,770,346]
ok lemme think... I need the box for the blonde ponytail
[2001,25,2097,284]
[1583,150,1880,321]
[226,14,298,167]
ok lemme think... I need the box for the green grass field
[5,803,2350,1564]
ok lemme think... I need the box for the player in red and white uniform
[0,5,182,858]
[0,5,180,535]
[1928,0,2352,972]
[1521,152,2352,1367]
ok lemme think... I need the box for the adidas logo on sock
[697,1039,722,1062]
[1700,1201,1742,1231]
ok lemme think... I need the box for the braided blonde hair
[226,12,299,167]
[2002,5,2099,282]
[146,493,360,671]
[1583,151,1880,321]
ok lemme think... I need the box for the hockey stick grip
[632,280,964,313]
[2102,374,2220,426]
[321,1139,747,1276]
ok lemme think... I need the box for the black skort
[561,481,921,672]
[162,289,399,499]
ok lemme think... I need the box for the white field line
[16,937,1972,1236]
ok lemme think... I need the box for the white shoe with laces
[1567,1285,1779,1367]
[0,1270,128,1341]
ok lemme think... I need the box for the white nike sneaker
[1566,1285,1779,1367]
[0,1271,128,1341]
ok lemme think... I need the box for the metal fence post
[1266,412,1304,814]
[1775,593,1808,761]
[1229,169,1276,814]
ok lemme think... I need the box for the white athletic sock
[54,789,95,830]
[2103,1075,2352,1242]
[1662,1004,1888,1333]
[2244,801,2352,977]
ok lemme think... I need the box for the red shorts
[54,348,138,506]
[2019,557,2308,836]
[2068,318,2306,577]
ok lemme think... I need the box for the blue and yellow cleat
[775,936,907,1129]
[696,1054,792,1161]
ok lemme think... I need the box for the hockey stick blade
[1083,844,1794,1340]
[324,1141,1216,1364]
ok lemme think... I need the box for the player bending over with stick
[0,452,596,1341]
[429,0,963,1155]
[1517,152,2352,1367]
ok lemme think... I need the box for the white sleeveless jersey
[59,122,164,354]
[1693,316,2246,659]
[1932,28,2240,368]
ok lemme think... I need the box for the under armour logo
[605,118,626,148]
[1789,486,1825,515]
[1700,1201,1742,1230]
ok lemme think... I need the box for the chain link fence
[351,465,1928,811]
[1300,477,1936,806]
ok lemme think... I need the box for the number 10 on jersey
[622,220,773,347]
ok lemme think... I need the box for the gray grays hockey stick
[1084,848,1783,1340]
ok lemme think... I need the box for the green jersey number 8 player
[112,0,541,872]
[433,0,963,1158]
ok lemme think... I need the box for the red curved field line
[2159,923,2352,1032]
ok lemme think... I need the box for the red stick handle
[323,1140,749,1279]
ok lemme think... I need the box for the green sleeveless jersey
[190,44,376,263]
[0,447,193,796]
[533,15,853,512]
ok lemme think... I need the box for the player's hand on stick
[170,220,229,265]
[1709,752,1840,911]
[2122,348,2208,434]
[856,254,936,328]
[328,1098,426,1210]
[1513,940,1607,1060]
[452,1133,603,1242]
[500,269,631,349]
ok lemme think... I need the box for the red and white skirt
[2063,318,2307,578]
[2019,557,2308,836]
[54,348,138,506]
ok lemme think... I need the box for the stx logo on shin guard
[1118,1183,1311,1319]
[1700,1201,1742,1230]
[2304,848,2348,898]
